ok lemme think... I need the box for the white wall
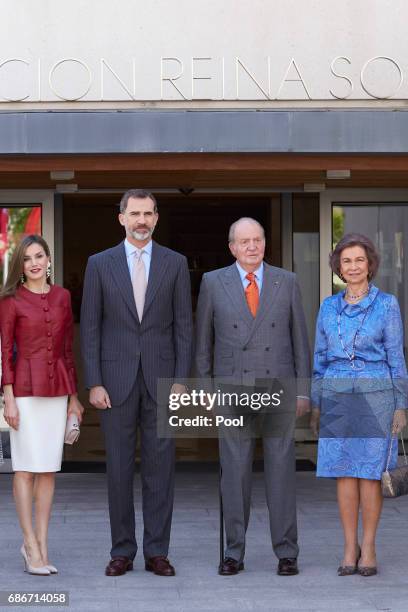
[0,0,407,105]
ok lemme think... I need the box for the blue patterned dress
[311,285,408,479]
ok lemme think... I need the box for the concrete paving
[0,469,408,612]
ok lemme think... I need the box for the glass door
[332,202,408,352]
[320,189,408,349]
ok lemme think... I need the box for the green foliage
[0,207,41,285]
[332,207,344,247]
[332,207,345,294]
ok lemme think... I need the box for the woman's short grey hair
[228,217,265,243]
[330,233,380,281]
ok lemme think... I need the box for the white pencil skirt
[10,396,68,473]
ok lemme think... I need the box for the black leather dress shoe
[105,557,133,576]
[277,558,298,576]
[218,557,244,576]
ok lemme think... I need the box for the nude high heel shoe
[358,549,377,576]
[20,545,50,576]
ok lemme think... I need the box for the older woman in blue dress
[311,233,407,576]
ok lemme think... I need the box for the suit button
[43,307,49,312]
[45,317,51,323]
[48,360,53,365]
[49,374,54,379]
[265,347,269,351]
[271,323,275,327]
[266,370,270,374]
[41,294,46,300]
[47,332,52,337]
[233,324,238,328]
[47,346,52,351]
[243,369,248,373]
[243,347,247,351]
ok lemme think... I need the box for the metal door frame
[319,189,408,302]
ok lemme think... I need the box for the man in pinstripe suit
[80,189,193,577]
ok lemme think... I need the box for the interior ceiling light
[326,169,351,179]
[50,170,75,181]
[55,183,78,193]
[304,183,326,192]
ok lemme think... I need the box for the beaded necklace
[345,286,369,301]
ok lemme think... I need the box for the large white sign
[1,0,407,103]
[0,55,404,101]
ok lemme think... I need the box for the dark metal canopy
[0,109,407,154]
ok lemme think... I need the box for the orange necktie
[245,272,259,317]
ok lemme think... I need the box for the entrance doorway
[62,193,279,463]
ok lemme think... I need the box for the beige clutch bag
[381,434,408,498]
[64,413,80,445]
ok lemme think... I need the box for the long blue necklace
[337,288,374,368]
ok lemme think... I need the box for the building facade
[1,0,408,462]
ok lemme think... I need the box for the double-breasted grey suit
[195,262,310,562]
[80,240,193,560]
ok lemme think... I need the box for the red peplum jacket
[0,285,78,397]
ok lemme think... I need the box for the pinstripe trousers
[99,367,175,560]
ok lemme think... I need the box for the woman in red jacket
[0,234,84,575]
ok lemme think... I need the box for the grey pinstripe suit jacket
[194,262,311,396]
[80,240,193,406]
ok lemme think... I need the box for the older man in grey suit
[80,189,193,577]
[195,217,310,576]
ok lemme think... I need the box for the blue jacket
[311,286,408,410]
